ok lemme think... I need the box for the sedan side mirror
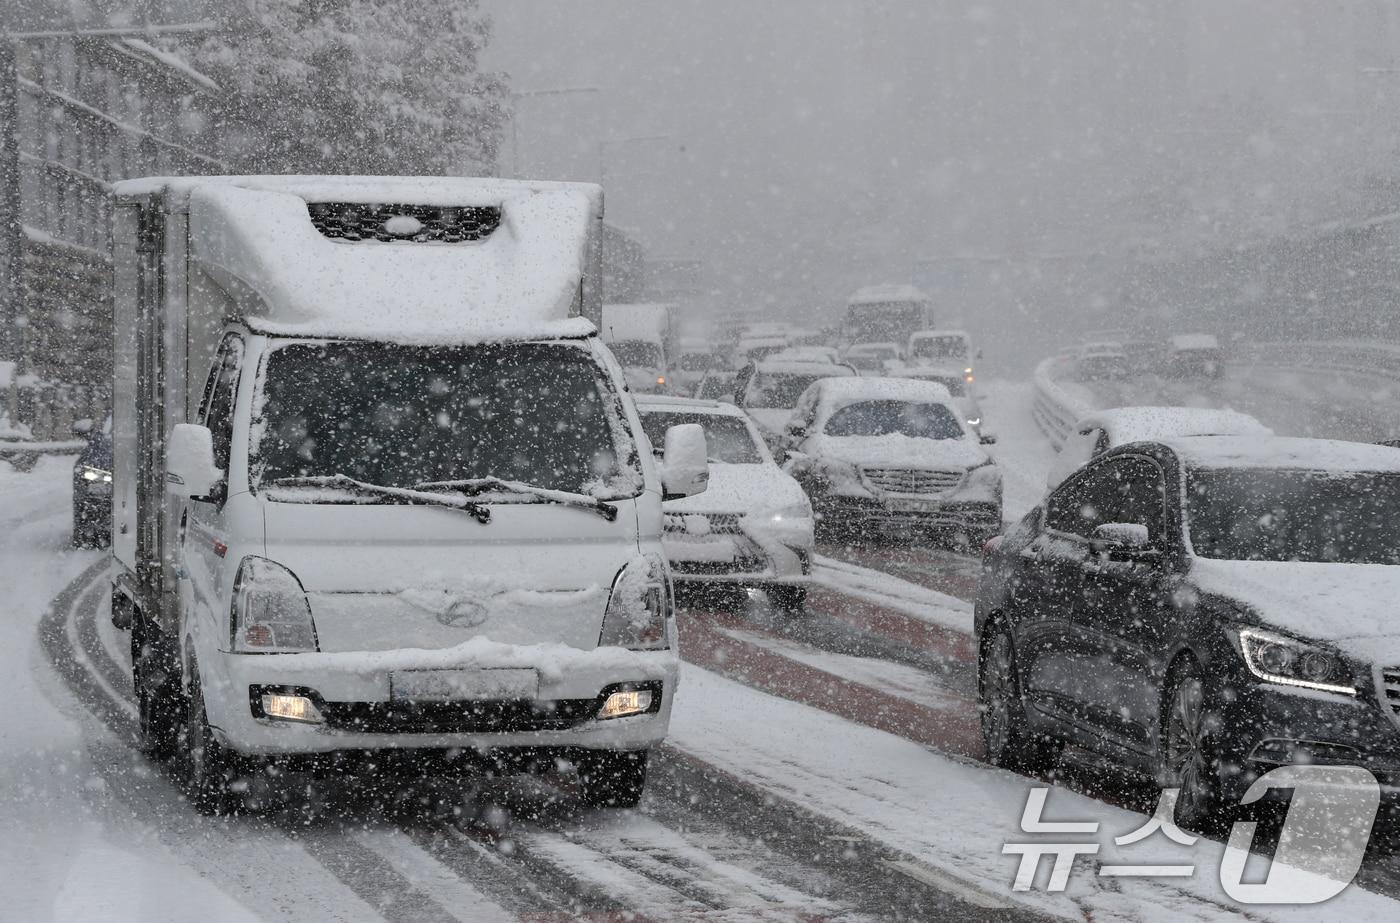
[71,418,94,437]
[166,423,224,500]
[660,423,709,500]
[1090,522,1153,558]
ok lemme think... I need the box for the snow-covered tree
[181,0,507,175]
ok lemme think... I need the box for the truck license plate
[390,668,539,702]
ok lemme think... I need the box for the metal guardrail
[1244,340,1400,384]
[1031,355,1093,450]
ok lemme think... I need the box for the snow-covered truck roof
[111,175,603,344]
[847,284,928,306]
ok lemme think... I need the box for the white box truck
[600,302,675,394]
[109,176,707,813]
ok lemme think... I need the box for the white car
[842,342,903,374]
[1047,406,1272,490]
[889,364,986,433]
[636,396,814,611]
[779,377,1002,544]
[735,357,858,442]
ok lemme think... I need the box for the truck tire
[578,749,648,808]
[185,662,241,815]
[131,617,182,761]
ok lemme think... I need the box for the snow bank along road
[11,376,1400,922]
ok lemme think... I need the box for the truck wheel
[766,585,807,613]
[578,749,648,808]
[185,662,241,815]
[131,618,182,761]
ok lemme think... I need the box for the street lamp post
[507,85,600,178]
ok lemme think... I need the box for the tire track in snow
[39,563,511,923]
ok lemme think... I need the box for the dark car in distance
[976,435,1400,831]
[71,415,112,547]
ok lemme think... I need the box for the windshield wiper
[412,476,620,522]
[265,474,491,524]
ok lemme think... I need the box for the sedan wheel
[1160,662,1226,833]
[979,623,1061,774]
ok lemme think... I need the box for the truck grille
[307,202,501,243]
[1381,667,1400,727]
[664,513,744,535]
[861,467,963,495]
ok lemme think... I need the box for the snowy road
[8,377,1400,921]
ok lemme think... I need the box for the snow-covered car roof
[769,347,839,363]
[112,175,601,345]
[753,358,857,377]
[1079,407,1271,443]
[633,394,747,418]
[847,284,927,305]
[1161,435,1400,473]
[739,335,790,349]
[1170,333,1220,351]
[1080,341,1125,355]
[813,376,954,408]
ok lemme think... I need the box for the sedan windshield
[638,411,763,464]
[253,342,636,498]
[747,373,828,409]
[1187,468,1400,563]
[824,400,965,439]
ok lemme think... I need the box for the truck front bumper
[202,647,678,756]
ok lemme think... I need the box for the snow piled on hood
[812,432,988,469]
[1189,558,1400,660]
[179,179,599,344]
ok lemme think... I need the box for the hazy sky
[483,0,1400,344]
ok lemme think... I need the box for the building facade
[0,32,224,434]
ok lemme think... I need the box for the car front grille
[306,202,501,243]
[319,698,597,734]
[1381,667,1400,727]
[664,512,744,535]
[860,467,964,495]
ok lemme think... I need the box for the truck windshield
[253,341,637,499]
[610,340,662,367]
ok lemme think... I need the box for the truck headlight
[231,557,319,653]
[599,554,671,650]
[1231,626,1356,696]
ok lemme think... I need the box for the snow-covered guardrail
[1031,355,1093,450]
[1244,339,1400,384]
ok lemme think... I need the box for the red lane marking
[806,586,977,664]
[679,610,985,759]
[822,546,980,600]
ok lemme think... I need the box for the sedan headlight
[766,501,813,524]
[231,557,319,653]
[1231,626,1356,696]
[599,553,672,650]
[80,465,112,483]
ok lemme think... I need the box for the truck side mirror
[660,423,708,500]
[166,423,224,499]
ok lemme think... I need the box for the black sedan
[71,415,112,547]
[976,435,1400,831]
